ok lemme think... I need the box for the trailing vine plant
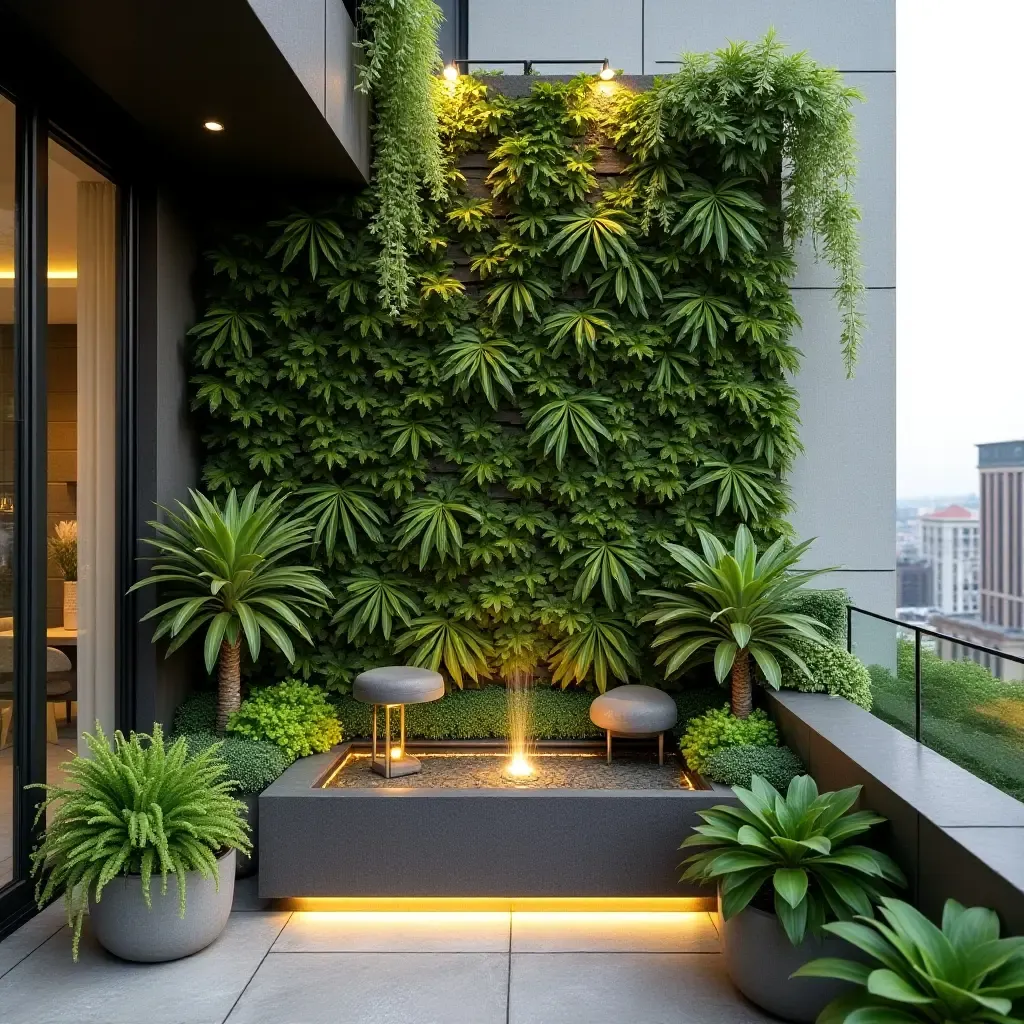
[188,33,864,695]
[355,0,446,311]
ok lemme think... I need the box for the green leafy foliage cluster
[226,680,343,762]
[869,639,1024,802]
[781,640,872,710]
[798,897,1024,1023]
[703,743,804,792]
[330,682,722,741]
[680,705,778,774]
[190,38,862,695]
[682,775,905,945]
[180,731,289,793]
[790,588,851,644]
[30,725,250,960]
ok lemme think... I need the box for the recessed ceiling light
[204,120,225,132]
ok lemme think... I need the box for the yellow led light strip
[0,270,78,280]
[282,896,714,914]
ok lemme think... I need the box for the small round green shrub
[227,680,342,762]
[172,690,217,734]
[680,705,778,775]
[180,732,289,793]
[780,640,872,710]
[788,588,851,643]
[704,743,804,792]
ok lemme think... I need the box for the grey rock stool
[589,685,678,765]
[353,666,444,778]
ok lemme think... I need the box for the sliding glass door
[0,81,120,932]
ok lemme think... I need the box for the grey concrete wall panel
[326,0,370,180]
[792,73,896,290]
[826,571,895,620]
[248,0,327,112]
[643,0,896,73]
[768,691,1024,933]
[787,288,896,573]
[467,0,643,75]
[260,746,735,898]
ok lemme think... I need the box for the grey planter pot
[237,794,258,878]
[88,848,236,962]
[720,902,858,1023]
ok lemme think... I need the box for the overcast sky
[896,2,1024,499]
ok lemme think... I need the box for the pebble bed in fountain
[325,752,692,790]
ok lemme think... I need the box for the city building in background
[919,504,979,614]
[932,441,1024,678]
[897,556,933,609]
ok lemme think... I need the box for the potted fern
[131,485,332,732]
[681,774,905,1022]
[30,724,251,962]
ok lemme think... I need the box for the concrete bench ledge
[767,690,1024,933]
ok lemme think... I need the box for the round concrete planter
[236,794,258,878]
[88,849,236,962]
[720,903,858,1023]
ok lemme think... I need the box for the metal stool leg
[385,705,392,779]
[372,705,378,765]
[658,732,664,766]
[606,730,612,764]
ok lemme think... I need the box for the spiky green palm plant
[131,486,332,731]
[30,725,250,960]
[642,525,832,717]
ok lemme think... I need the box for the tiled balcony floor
[0,880,775,1023]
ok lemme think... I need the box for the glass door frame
[0,42,144,935]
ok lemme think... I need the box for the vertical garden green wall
[188,41,861,694]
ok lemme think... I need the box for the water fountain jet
[505,668,535,779]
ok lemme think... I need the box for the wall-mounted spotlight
[203,120,225,132]
[599,60,616,81]
[443,62,460,82]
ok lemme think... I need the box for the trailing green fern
[30,725,250,960]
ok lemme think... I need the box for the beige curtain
[76,181,116,754]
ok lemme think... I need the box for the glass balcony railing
[849,607,1024,804]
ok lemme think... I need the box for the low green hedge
[790,588,850,644]
[703,743,805,791]
[680,705,778,775]
[332,684,724,741]
[179,732,288,794]
[780,639,872,710]
[869,639,1024,802]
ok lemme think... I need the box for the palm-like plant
[440,327,520,408]
[563,539,652,611]
[394,612,493,688]
[681,775,905,946]
[132,486,332,731]
[526,393,613,468]
[332,569,420,641]
[641,525,832,717]
[548,610,639,692]
[298,482,387,561]
[394,484,482,569]
[673,175,766,260]
[796,897,1024,1023]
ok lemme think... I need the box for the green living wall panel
[188,70,821,695]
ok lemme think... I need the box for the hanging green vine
[355,0,446,312]
[188,34,863,695]
[615,30,864,374]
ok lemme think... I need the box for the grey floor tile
[275,910,511,952]
[511,910,718,953]
[509,952,776,1024]
[0,900,68,979]
[225,952,509,1024]
[0,911,289,1024]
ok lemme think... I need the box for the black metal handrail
[846,605,1024,741]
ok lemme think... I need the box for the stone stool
[353,666,444,778]
[589,685,678,765]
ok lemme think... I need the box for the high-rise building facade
[919,505,979,614]
[932,441,1024,678]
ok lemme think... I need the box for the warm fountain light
[443,62,460,82]
[506,755,534,779]
[599,60,615,81]
[390,746,403,760]
[505,667,536,779]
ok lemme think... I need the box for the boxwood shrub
[180,731,289,794]
[680,705,779,775]
[703,743,804,791]
[780,639,872,710]
[789,588,850,644]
